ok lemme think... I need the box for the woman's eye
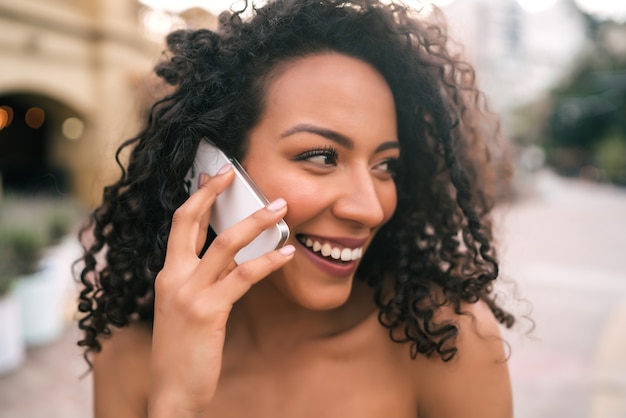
[294,146,339,166]
[374,158,399,176]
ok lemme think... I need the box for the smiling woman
[241,53,399,309]
[77,1,517,417]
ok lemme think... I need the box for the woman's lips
[295,234,368,277]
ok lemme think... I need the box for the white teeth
[299,236,363,262]
[340,248,352,261]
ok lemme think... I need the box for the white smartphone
[185,140,290,265]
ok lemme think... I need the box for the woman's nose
[331,169,386,227]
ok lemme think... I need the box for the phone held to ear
[185,140,290,265]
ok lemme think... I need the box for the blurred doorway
[0,93,84,196]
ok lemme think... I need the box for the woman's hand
[148,164,294,417]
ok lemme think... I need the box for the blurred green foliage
[593,129,626,183]
[0,195,82,295]
[1,227,46,276]
[547,61,626,184]
[513,16,626,185]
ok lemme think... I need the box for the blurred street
[0,170,625,417]
[499,171,626,417]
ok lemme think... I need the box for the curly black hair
[77,0,515,364]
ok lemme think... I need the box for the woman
[77,0,517,416]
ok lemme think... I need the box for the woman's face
[242,52,399,310]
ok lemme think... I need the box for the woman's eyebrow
[280,123,353,149]
[280,123,399,153]
[376,142,400,153]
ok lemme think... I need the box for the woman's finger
[209,245,295,303]
[216,259,237,281]
[194,198,288,283]
[165,166,235,264]
[194,173,215,256]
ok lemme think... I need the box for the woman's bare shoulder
[409,299,513,418]
[92,321,152,417]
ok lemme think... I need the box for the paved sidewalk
[591,298,626,417]
[498,171,626,418]
[0,325,92,418]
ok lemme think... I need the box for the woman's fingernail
[266,198,287,212]
[216,163,232,175]
[278,245,295,256]
[198,173,209,188]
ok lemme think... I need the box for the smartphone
[185,140,290,265]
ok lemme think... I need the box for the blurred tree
[516,4,626,185]
[548,8,626,184]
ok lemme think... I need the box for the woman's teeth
[300,236,363,262]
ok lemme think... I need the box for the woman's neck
[226,278,377,357]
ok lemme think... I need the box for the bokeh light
[516,0,558,13]
[61,117,84,140]
[24,107,45,129]
[0,105,13,130]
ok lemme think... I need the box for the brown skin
[92,53,512,418]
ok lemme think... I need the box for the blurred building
[0,0,216,206]
[0,0,589,205]
[441,0,587,126]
